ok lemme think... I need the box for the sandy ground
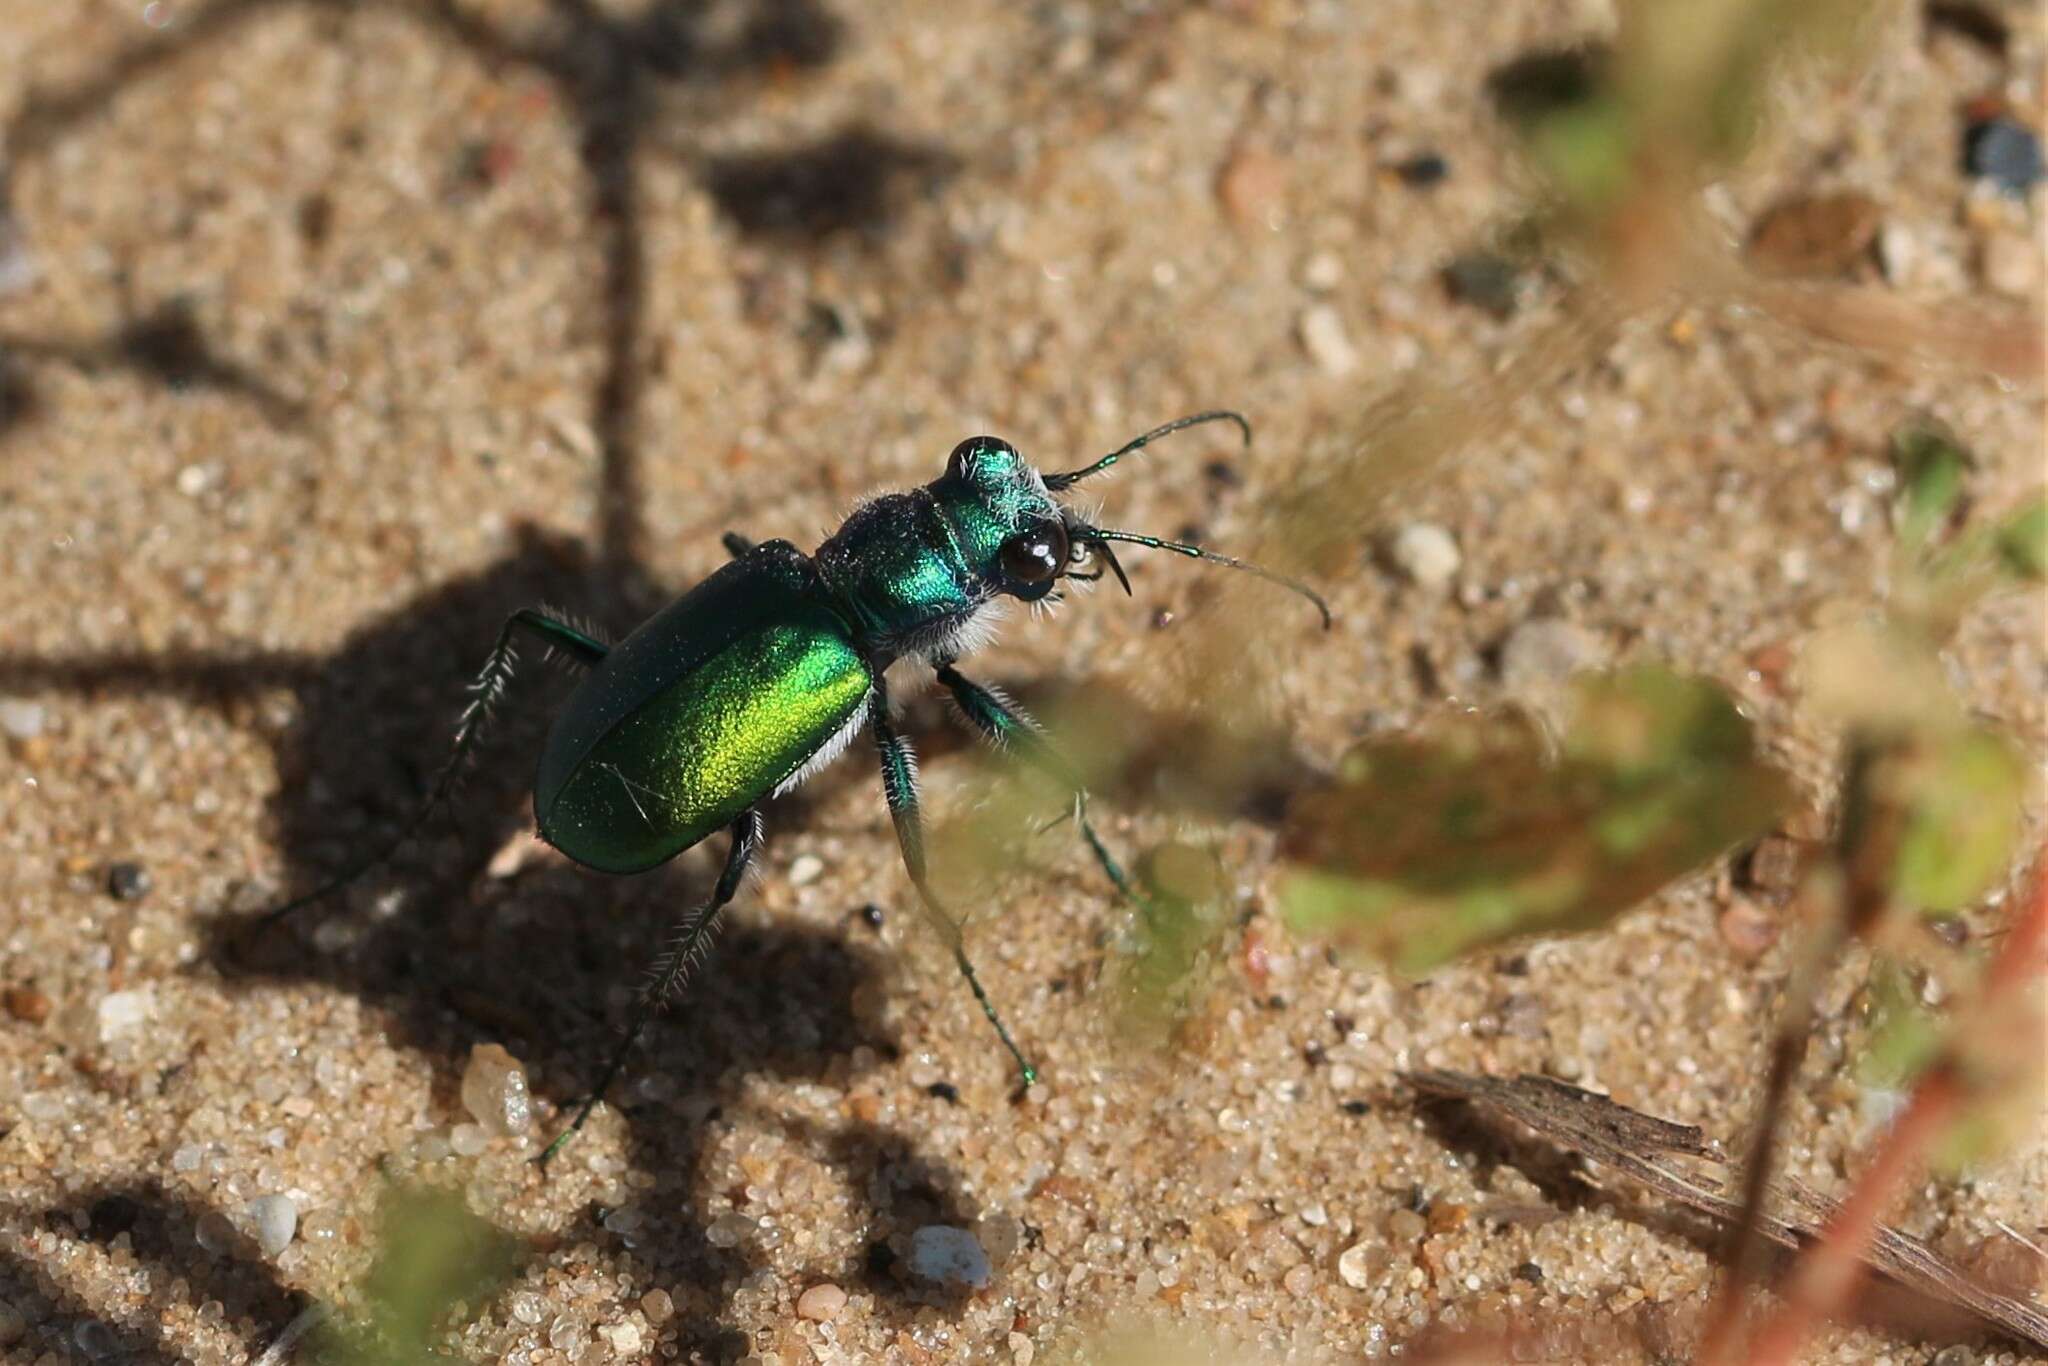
[0,1,2043,1363]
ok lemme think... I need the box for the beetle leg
[250,607,609,933]
[869,673,1038,1089]
[539,807,763,1168]
[931,662,1143,906]
[721,531,755,559]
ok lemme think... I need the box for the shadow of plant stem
[0,5,979,1352]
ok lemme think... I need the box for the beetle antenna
[1081,528,1332,628]
[1043,410,1250,490]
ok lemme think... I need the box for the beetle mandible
[256,411,1330,1162]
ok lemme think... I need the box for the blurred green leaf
[1859,958,1942,1091]
[1887,726,2027,914]
[310,1186,523,1365]
[1995,496,2046,581]
[1889,421,1973,555]
[1278,668,1791,974]
[1104,842,1234,1049]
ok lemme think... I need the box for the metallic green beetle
[262,412,1329,1160]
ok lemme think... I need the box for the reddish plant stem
[1742,852,2048,1366]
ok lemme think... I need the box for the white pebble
[706,1212,755,1248]
[1299,251,1344,293]
[1387,523,1461,589]
[460,1042,531,1136]
[97,987,154,1042]
[1499,619,1604,691]
[195,1209,241,1256]
[20,1091,67,1122]
[795,1282,847,1321]
[245,1195,298,1257]
[175,464,212,497]
[1008,1331,1036,1365]
[908,1224,992,1289]
[1337,1240,1381,1289]
[1298,305,1359,377]
[604,1322,643,1354]
[788,854,825,886]
[449,1122,489,1157]
[1875,220,1916,285]
[0,699,45,740]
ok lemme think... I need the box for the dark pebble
[1393,152,1450,188]
[1513,1260,1545,1284]
[1442,252,1521,319]
[1964,117,2043,195]
[1339,1099,1372,1116]
[106,861,151,901]
[858,903,884,931]
[925,1081,960,1104]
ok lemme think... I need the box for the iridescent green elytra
[255,412,1330,1163]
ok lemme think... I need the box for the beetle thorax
[812,440,1064,664]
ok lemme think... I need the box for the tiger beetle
[254,411,1330,1165]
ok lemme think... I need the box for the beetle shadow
[0,0,954,580]
[0,1180,311,1365]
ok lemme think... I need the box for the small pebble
[97,988,154,1042]
[547,1314,586,1351]
[1964,117,2044,195]
[1387,523,1461,590]
[640,1289,675,1323]
[1282,1263,1316,1296]
[1876,220,1917,285]
[194,1209,242,1256]
[795,1282,848,1321]
[1337,1240,1383,1289]
[1298,305,1358,376]
[706,1212,756,1248]
[605,1322,643,1354]
[1299,251,1343,293]
[4,985,51,1024]
[1442,252,1521,318]
[0,213,37,297]
[0,699,44,740]
[0,1299,24,1346]
[1979,230,2039,298]
[908,1224,992,1288]
[300,1208,344,1242]
[245,1194,297,1257]
[1392,152,1449,188]
[788,853,825,886]
[449,1122,489,1157]
[460,1042,531,1137]
[1008,1331,1036,1365]
[1216,145,1288,225]
[1745,192,1881,277]
[73,1320,119,1360]
[21,1091,67,1122]
[105,861,151,901]
[1498,618,1604,691]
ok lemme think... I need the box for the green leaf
[1888,727,2027,914]
[1278,668,1791,974]
[1105,842,1235,1047]
[311,1186,523,1364]
[1889,421,1973,555]
[1995,496,2047,581]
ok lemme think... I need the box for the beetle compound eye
[999,521,1069,586]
